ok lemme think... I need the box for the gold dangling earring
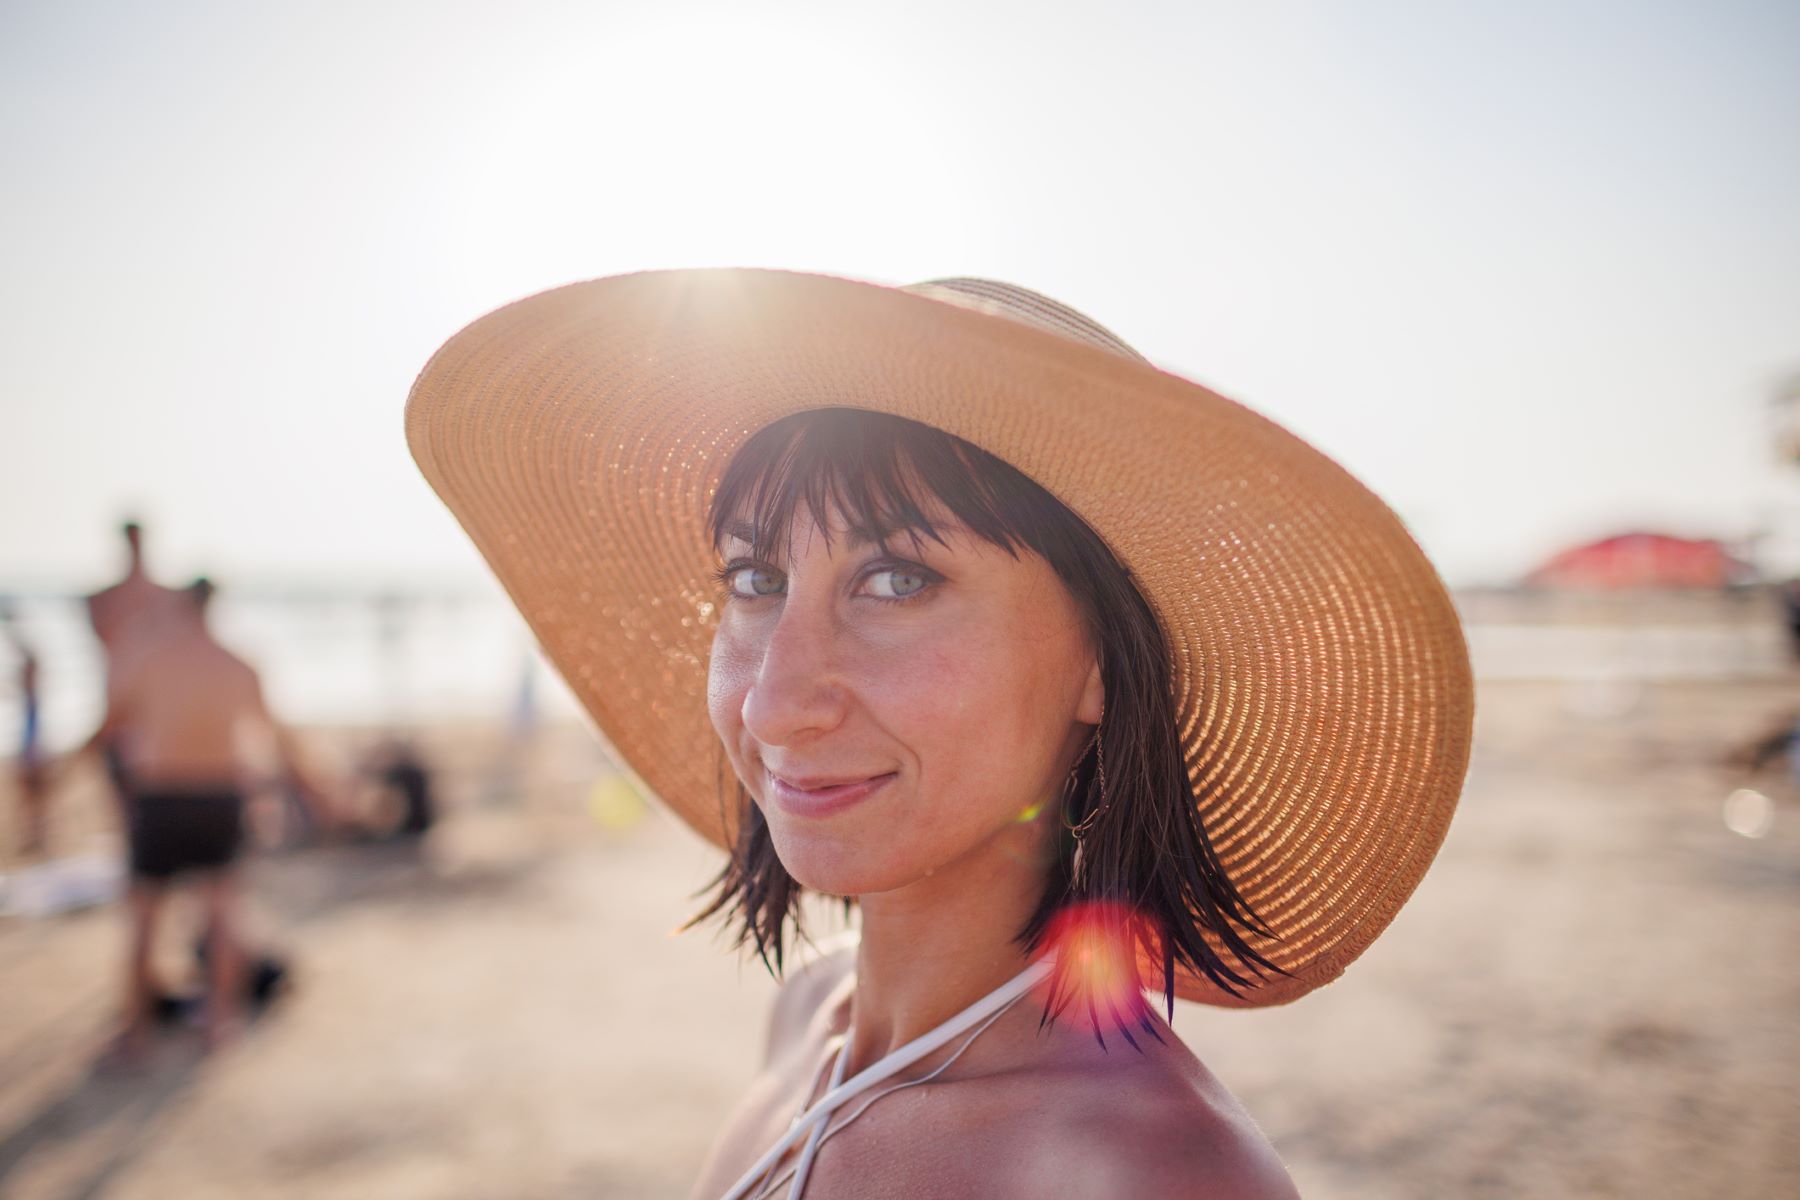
[1065,708,1109,841]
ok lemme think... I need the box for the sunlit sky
[3,0,1798,593]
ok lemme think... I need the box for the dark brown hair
[683,408,1285,1044]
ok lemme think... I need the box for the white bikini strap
[716,954,1057,1200]
[757,984,1033,1200]
[783,1031,849,1197]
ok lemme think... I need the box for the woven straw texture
[405,268,1475,1007]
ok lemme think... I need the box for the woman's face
[706,502,1104,896]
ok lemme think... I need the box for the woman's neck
[837,816,1055,1076]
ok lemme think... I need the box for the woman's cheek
[880,638,993,782]
[886,633,975,717]
[706,631,758,741]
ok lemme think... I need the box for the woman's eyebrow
[715,515,968,553]
[845,517,964,552]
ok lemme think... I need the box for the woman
[407,271,1474,1197]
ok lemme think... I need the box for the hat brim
[405,268,1475,1007]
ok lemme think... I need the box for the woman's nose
[739,600,849,747]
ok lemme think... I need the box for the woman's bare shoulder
[761,933,857,1065]
[984,1035,1299,1199]
[1091,1087,1299,1200]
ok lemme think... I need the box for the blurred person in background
[354,735,437,838]
[83,518,188,812]
[3,599,50,856]
[61,576,338,1059]
[1781,578,1800,662]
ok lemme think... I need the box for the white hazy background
[3,0,1798,592]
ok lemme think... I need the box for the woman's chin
[768,829,919,898]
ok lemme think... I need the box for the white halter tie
[718,953,1057,1200]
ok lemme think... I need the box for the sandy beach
[2,676,1798,1199]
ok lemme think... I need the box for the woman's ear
[1076,658,1105,726]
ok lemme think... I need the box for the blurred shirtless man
[78,578,334,1055]
[83,519,187,806]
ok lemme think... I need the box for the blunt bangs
[708,407,1068,572]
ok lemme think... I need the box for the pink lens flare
[1039,898,1157,1024]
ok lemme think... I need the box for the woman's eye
[862,566,931,600]
[724,565,785,598]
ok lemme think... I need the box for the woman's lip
[766,770,896,819]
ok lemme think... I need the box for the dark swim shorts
[129,790,246,881]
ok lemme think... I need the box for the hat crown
[902,277,1149,364]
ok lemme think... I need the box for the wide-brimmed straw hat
[405,268,1475,1007]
